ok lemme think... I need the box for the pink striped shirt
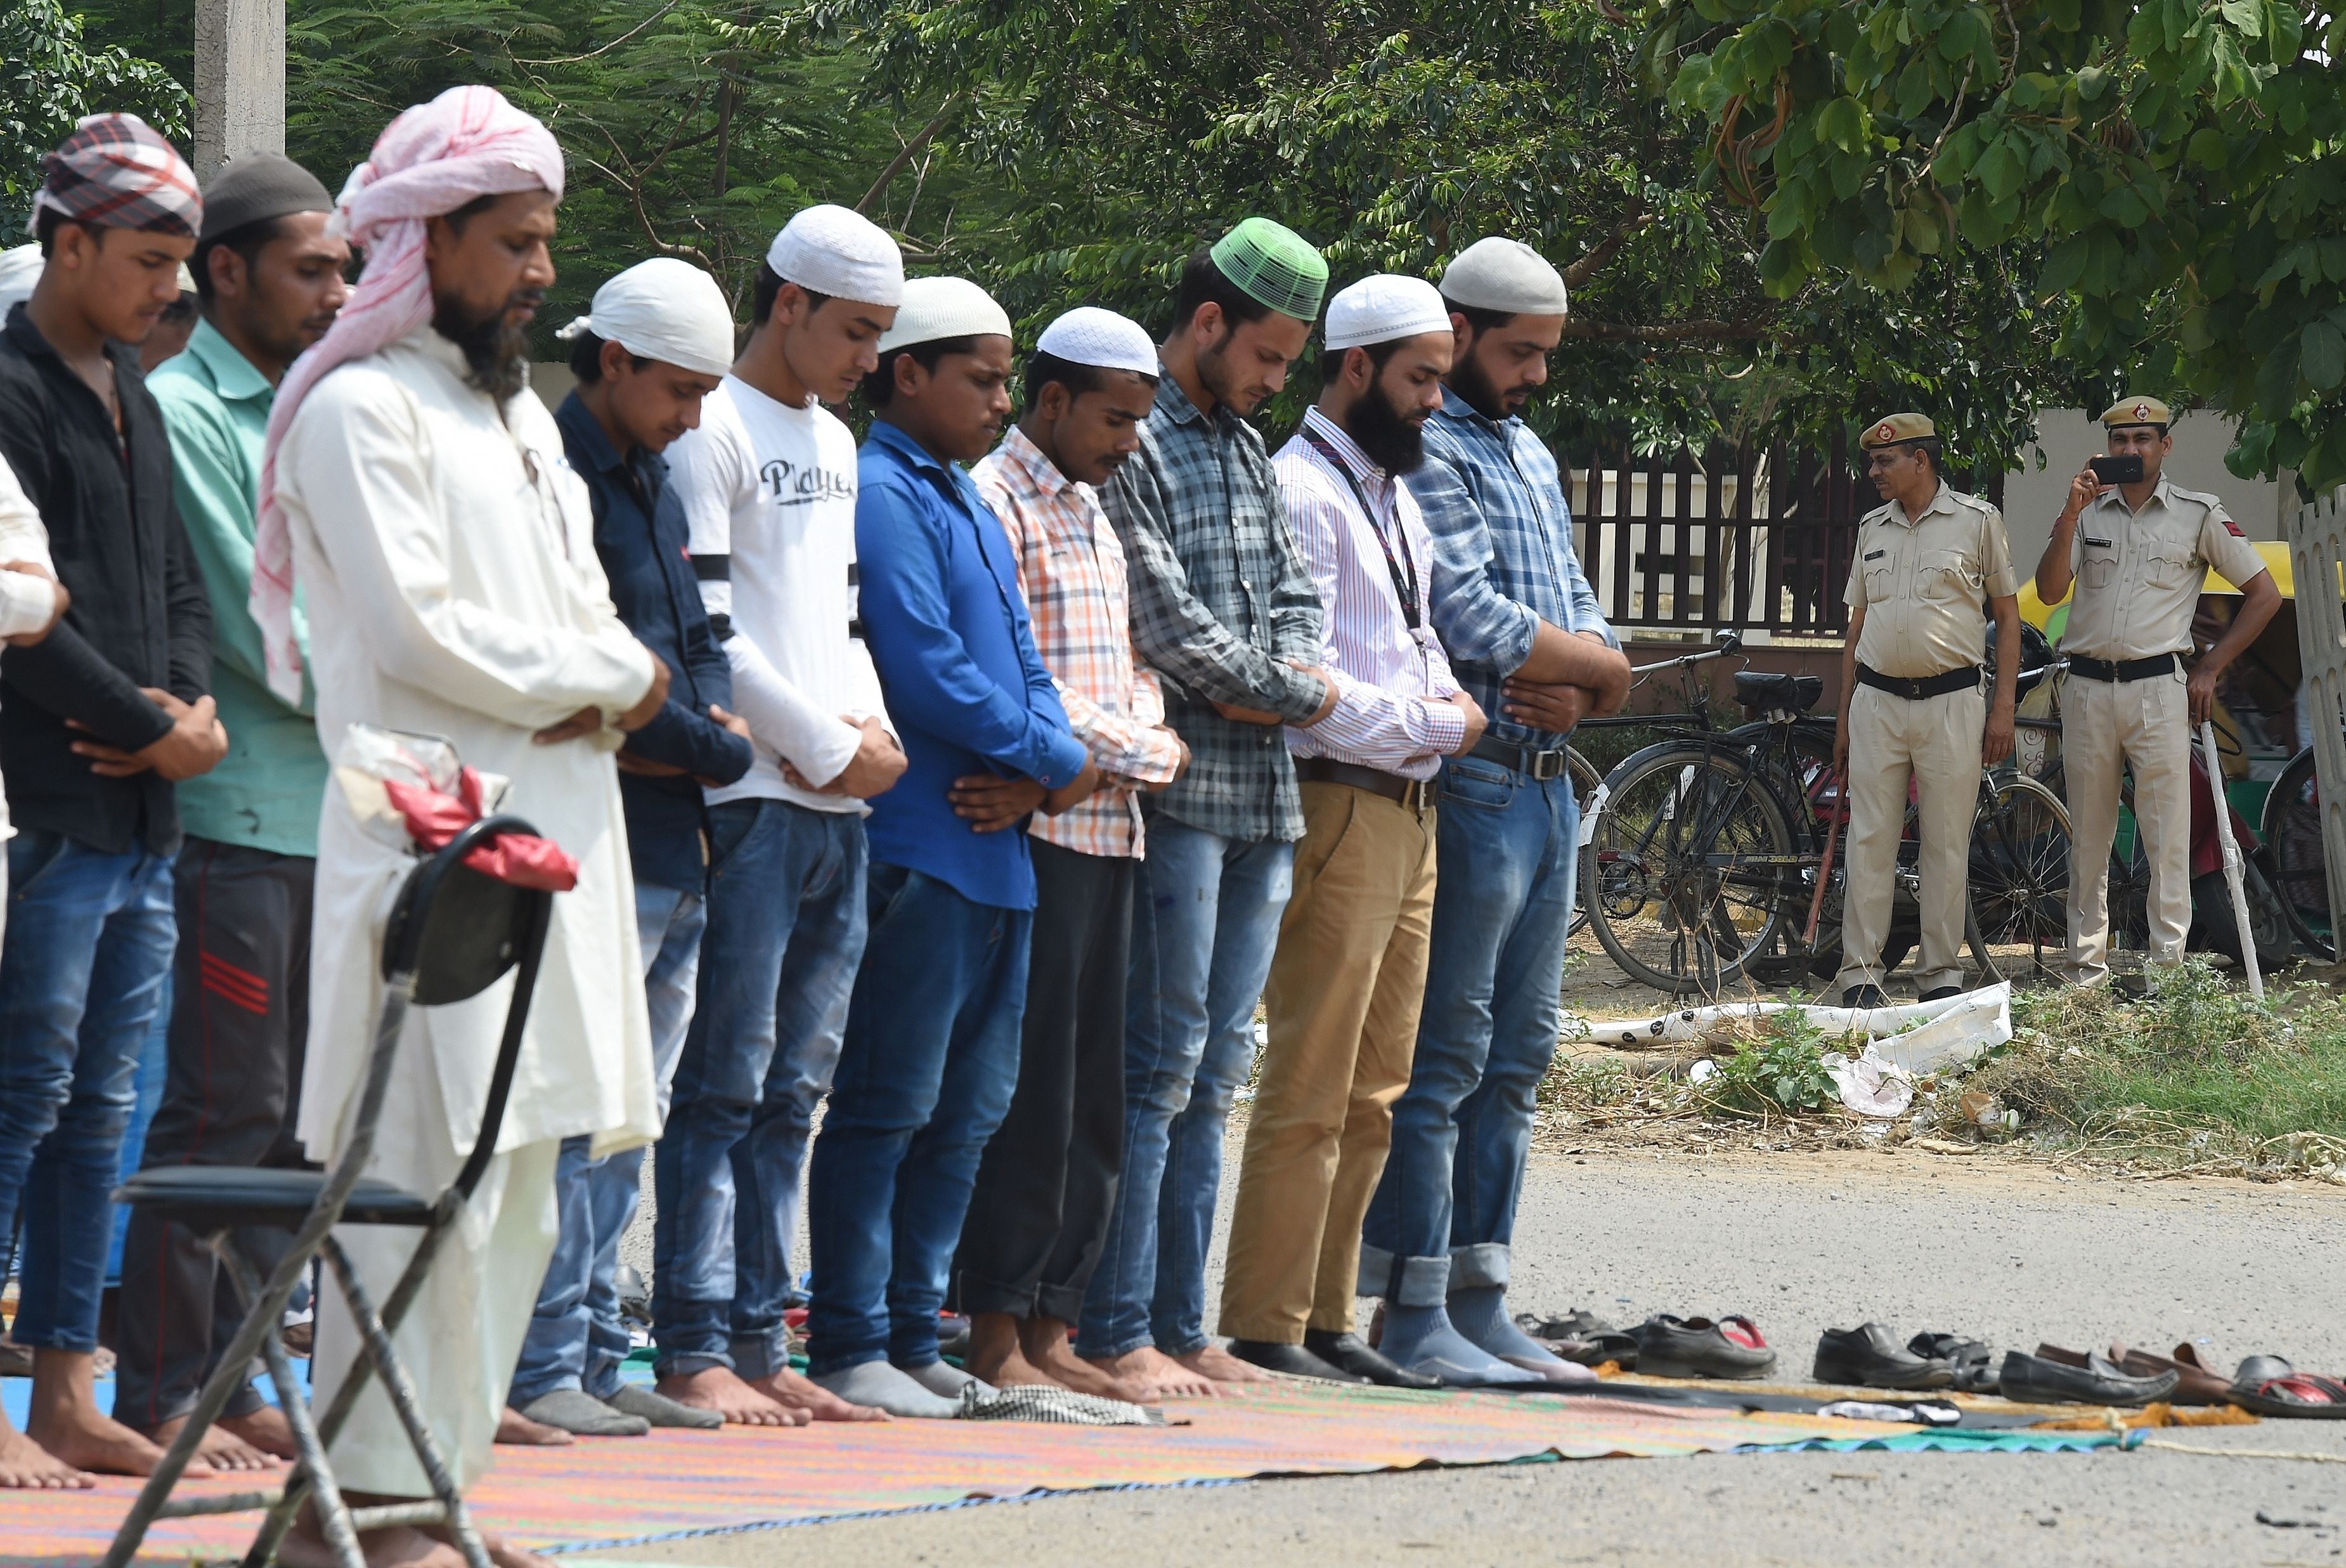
[1272,407,1465,779]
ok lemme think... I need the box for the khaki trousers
[1834,682,1983,996]
[1219,782,1436,1344]
[313,1025,562,1498]
[2065,671,2193,985]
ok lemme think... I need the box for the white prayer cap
[766,204,904,308]
[877,276,1012,353]
[1035,306,1157,376]
[556,257,736,379]
[1322,274,1451,353]
[0,244,42,316]
[1438,236,1569,316]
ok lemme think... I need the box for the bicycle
[2260,741,2335,961]
[1577,651,2073,995]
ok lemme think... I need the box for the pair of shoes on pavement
[1814,1324,1997,1390]
[1227,1332,1441,1389]
[1628,1314,1776,1379]
[1998,1344,2179,1406]
[1516,1310,1640,1370]
[519,1385,723,1435]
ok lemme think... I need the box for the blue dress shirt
[557,392,753,892]
[855,418,1087,910]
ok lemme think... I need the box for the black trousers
[114,839,314,1429]
[952,839,1133,1323]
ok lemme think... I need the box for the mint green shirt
[151,319,325,857]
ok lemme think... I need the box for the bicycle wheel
[2262,746,2335,961]
[1565,746,1602,940]
[1967,774,2073,982]
[1580,744,1799,994]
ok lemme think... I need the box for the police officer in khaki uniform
[1832,414,2021,1007]
[2035,396,2279,987]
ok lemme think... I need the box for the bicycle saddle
[1734,671,1824,713]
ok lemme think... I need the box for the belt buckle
[1902,677,1925,700]
[1532,749,1566,781]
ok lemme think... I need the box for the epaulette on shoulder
[2167,483,2224,509]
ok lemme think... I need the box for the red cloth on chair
[380,769,579,891]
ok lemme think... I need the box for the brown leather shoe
[2111,1342,2234,1406]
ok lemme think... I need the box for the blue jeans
[512,882,706,1404]
[1079,819,1292,1358]
[653,801,867,1378]
[0,832,177,1352]
[1361,756,1578,1303]
[805,864,1030,1376]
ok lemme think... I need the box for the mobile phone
[2089,454,2144,485]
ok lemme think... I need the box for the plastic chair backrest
[377,814,557,1204]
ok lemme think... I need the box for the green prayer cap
[1209,217,1328,322]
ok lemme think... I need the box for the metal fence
[1570,431,2007,635]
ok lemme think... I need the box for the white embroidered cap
[765,204,904,308]
[876,276,1013,353]
[1035,306,1157,375]
[1323,273,1452,352]
[1438,236,1569,316]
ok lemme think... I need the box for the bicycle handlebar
[1628,628,1746,687]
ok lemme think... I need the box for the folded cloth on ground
[957,1383,1166,1426]
[1818,1399,1962,1427]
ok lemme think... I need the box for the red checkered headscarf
[30,115,201,240]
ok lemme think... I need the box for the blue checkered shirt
[1102,374,1325,843]
[1404,387,1618,753]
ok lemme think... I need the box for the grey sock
[812,1361,961,1418]
[604,1382,723,1429]
[900,1359,992,1399]
[519,1388,650,1437]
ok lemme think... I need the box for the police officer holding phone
[2035,396,2281,988]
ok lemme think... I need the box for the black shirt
[555,392,750,893]
[0,302,212,856]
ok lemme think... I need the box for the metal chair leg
[216,1241,370,1568]
[316,1234,490,1568]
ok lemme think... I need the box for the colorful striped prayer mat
[0,1381,2130,1563]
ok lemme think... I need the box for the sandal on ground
[1629,1314,1777,1380]
[1908,1331,1997,1392]
[2228,1355,2346,1418]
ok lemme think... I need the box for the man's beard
[1449,350,1517,422]
[1196,330,1256,414]
[432,287,541,403]
[1348,380,1428,474]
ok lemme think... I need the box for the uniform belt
[1855,663,1981,701]
[1470,734,1572,780]
[2067,651,2182,682]
[1295,756,1437,809]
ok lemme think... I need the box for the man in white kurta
[261,89,661,1522]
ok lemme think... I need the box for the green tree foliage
[1649,0,2346,489]
[829,0,2075,459]
[1,0,187,228]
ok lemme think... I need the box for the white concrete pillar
[193,0,286,183]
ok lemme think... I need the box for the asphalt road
[589,1146,2346,1568]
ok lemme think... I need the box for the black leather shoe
[1813,1323,1955,1390]
[1306,1330,1442,1389]
[1226,1338,1370,1383]
[1919,985,1965,1002]
[1841,985,1887,1009]
[1628,1314,1777,1379]
[1997,1347,2179,1406]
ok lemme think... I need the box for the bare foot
[26,1348,200,1477]
[0,1420,94,1489]
[145,1409,287,1471]
[1175,1342,1271,1385]
[1082,1345,1224,1399]
[278,1506,463,1568]
[654,1365,808,1427]
[494,1406,574,1446]
[224,1404,302,1459]
[1020,1319,1153,1403]
[746,1366,888,1423]
[964,1312,1061,1389]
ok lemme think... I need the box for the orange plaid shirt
[974,427,1185,857]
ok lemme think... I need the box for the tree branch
[857,93,968,215]
[1562,198,1651,288]
[1564,318,1768,342]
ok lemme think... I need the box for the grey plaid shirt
[1103,374,1325,842]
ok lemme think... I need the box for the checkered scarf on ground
[30,115,200,240]
[957,1383,1166,1426]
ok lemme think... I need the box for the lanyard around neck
[1301,428,1420,630]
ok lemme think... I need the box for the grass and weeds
[1542,957,2346,1179]
[1973,958,2346,1177]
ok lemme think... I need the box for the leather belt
[2068,651,2183,683]
[1470,734,1572,781]
[1856,663,1982,701]
[1295,756,1437,810]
